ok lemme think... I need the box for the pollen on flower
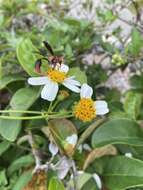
[74,98,96,122]
[47,69,66,83]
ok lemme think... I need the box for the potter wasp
[34,41,64,73]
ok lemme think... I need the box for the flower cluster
[28,63,109,122]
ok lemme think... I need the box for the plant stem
[48,102,53,113]
[51,99,60,111]
[27,131,41,173]
[71,160,79,190]
[0,115,47,120]
[48,114,74,119]
[0,110,42,114]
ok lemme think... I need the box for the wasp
[34,41,64,73]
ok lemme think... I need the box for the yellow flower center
[74,98,96,122]
[47,69,66,83]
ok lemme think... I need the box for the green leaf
[0,170,8,186]
[68,67,87,84]
[16,38,38,76]
[124,91,142,120]
[92,118,143,148]
[104,10,116,22]
[101,156,143,190]
[48,177,65,190]
[10,87,40,111]
[127,28,143,56]
[0,141,11,156]
[130,75,143,90]
[12,170,32,190]
[8,155,34,175]
[0,87,40,141]
[0,74,25,90]
[0,120,21,142]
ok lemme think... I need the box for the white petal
[64,77,81,86]
[95,100,109,115]
[28,77,49,85]
[96,107,109,115]
[95,100,108,109]
[62,79,80,93]
[59,64,69,73]
[49,142,58,156]
[66,134,78,146]
[80,83,93,98]
[92,173,102,189]
[41,81,58,101]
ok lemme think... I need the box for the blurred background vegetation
[1,0,143,190]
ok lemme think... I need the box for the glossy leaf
[10,87,40,111]
[92,118,143,148]
[16,38,38,76]
[0,74,25,90]
[101,156,143,190]
[0,87,40,141]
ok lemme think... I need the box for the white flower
[28,64,81,101]
[80,83,109,115]
[74,84,109,122]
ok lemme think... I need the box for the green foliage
[124,91,142,120]
[0,87,40,141]
[48,177,65,190]
[68,67,87,84]
[16,38,38,76]
[127,28,143,56]
[96,156,143,190]
[0,75,25,90]
[12,170,32,190]
[92,118,143,147]
[1,0,143,189]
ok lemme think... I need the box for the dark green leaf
[92,118,143,147]
[0,74,25,90]
[0,87,40,141]
[16,38,38,76]
[101,156,143,190]
[0,140,11,156]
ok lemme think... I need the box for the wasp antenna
[43,41,54,55]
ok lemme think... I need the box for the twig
[27,131,42,173]
[71,160,79,190]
